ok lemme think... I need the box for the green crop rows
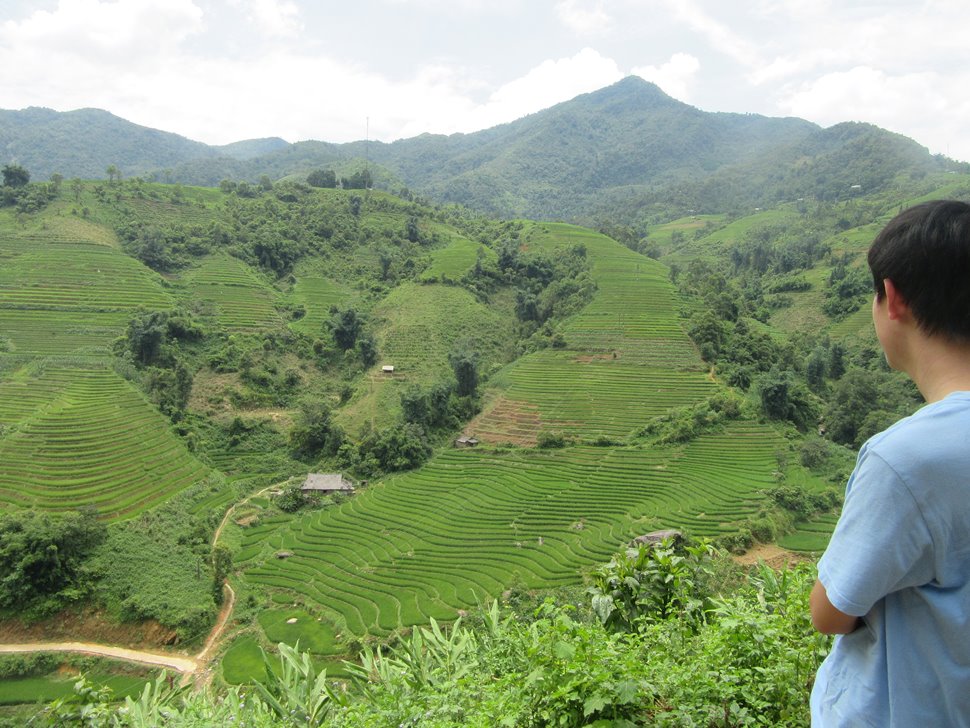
[0,367,210,520]
[529,224,703,368]
[286,276,354,336]
[420,233,493,282]
[183,254,283,331]
[0,235,172,354]
[469,224,711,444]
[245,421,785,635]
[474,352,715,443]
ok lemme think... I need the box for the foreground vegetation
[32,540,826,727]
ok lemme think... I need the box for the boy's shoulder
[859,392,970,503]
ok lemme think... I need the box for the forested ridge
[4,77,965,226]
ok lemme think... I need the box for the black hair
[868,199,970,342]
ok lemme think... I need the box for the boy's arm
[810,579,861,634]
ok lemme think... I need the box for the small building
[300,472,355,494]
[455,436,480,448]
[381,365,395,374]
[275,551,294,559]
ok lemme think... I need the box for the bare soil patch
[0,609,179,649]
[464,397,543,446]
[732,543,807,570]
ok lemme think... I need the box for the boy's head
[868,199,970,343]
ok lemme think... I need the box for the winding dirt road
[0,481,280,683]
[0,641,197,673]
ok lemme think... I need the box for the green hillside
[469,223,710,444]
[5,165,969,715]
[0,366,209,520]
[243,420,786,635]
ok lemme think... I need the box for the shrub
[536,430,567,449]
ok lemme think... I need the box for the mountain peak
[574,75,683,112]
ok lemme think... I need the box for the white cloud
[661,0,760,68]
[555,0,613,35]
[232,0,303,37]
[631,53,700,101]
[0,0,204,64]
[778,65,970,159]
[464,48,624,131]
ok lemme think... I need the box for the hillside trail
[0,481,285,685]
[0,642,197,674]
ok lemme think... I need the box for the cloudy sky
[2,0,968,160]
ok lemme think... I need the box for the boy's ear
[883,279,910,321]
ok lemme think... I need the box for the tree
[289,401,344,458]
[145,362,193,421]
[0,510,107,616]
[406,215,420,243]
[329,306,363,350]
[306,169,337,188]
[361,423,432,472]
[70,177,83,203]
[211,545,232,605]
[348,195,362,217]
[342,169,372,190]
[756,366,816,430]
[378,250,393,281]
[123,310,170,365]
[357,332,379,367]
[106,164,119,185]
[806,348,828,391]
[450,350,479,397]
[2,164,29,188]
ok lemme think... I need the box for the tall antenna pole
[364,116,370,189]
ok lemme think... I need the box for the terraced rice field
[469,224,711,444]
[337,282,516,435]
[0,367,210,520]
[0,235,173,354]
[244,421,785,634]
[778,512,838,553]
[420,234,494,282]
[286,276,354,336]
[183,254,283,331]
[472,352,715,443]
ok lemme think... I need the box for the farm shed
[301,473,355,494]
[455,436,479,448]
[381,365,395,374]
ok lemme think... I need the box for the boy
[810,200,970,725]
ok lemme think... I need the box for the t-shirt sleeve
[817,450,936,617]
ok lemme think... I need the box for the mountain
[0,107,219,180]
[1,78,956,221]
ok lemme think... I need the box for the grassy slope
[0,365,210,521]
[239,220,828,650]
[469,222,711,445]
[0,190,213,520]
[336,281,517,437]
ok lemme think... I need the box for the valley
[1,87,968,722]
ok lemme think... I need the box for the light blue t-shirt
[811,391,970,726]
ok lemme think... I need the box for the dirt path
[192,582,236,688]
[0,480,286,684]
[0,642,197,673]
